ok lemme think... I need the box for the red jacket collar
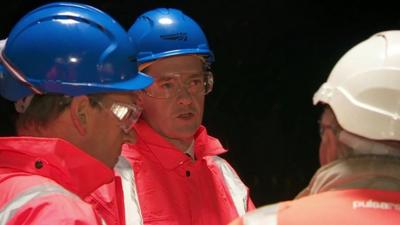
[0,137,114,198]
[124,120,227,170]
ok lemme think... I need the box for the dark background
[1,0,400,207]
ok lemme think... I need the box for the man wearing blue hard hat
[92,8,255,225]
[0,2,152,224]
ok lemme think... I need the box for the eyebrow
[186,73,204,78]
[156,76,176,82]
[156,72,204,81]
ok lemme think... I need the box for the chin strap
[0,48,42,95]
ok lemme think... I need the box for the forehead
[145,55,204,78]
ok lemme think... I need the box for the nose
[176,85,193,105]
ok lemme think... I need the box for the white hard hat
[313,30,400,141]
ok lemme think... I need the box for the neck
[17,115,81,148]
[17,124,60,138]
[167,137,195,153]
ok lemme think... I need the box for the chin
[173,126,199,138]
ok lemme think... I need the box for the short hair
[16,94,105,131]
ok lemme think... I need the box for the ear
[318,108,341,165]
[70,96,91,136]
[319,129,338,166]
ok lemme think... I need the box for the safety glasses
[95,100,142,133]
[143,71,214,99]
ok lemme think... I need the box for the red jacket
[86,176,126,225]
[0,137,114,225]
[113,120,254,225]
[233,189,400,225]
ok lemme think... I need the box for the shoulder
[205,155,237,173]
[2,181,100,225]
[237,203,281,225]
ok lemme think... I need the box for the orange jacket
[231,189,400,225]
[0,137,114,225]
[91,120,254,225]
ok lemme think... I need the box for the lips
[177,112,195,119]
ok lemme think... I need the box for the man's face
[87,92,139,168]
[139,55,206,141]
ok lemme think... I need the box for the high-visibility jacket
[92,120,255,225]
[231,156,400,225]
[0,137,114,225]
[232,189,400,225]
[86,176,126,225]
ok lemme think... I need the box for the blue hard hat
[0,2,153,101]
[128,8,214,64]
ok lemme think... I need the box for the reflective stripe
[100,217,107,225]
[0,183,77,225]
[115,156,143,225]
[243,203,279,225]
[207,156,249,216]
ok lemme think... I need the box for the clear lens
[144,71,214,99]
[110,104,130,120]
[109,103,142,133]
[96,100,142,133]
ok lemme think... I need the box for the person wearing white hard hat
[229,30,400,225]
